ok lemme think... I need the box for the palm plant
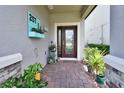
[84,48,100,73]
[84,48,106,84]
[88,49,105,75]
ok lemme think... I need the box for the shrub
[0,63,48,88]
[87,44,110,55]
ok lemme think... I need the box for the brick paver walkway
[42,61,97,88]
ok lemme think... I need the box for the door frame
[57,26,77,58]
[54,22,81,60]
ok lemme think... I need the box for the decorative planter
[83,65,88,72]
[87,65,92,73]
[95,75,105,84]
[48,51,56,64]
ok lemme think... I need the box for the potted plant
[32,27,42,34]
[84,48,96,73]
[88,48,106,84]
[83,63,88,72]
[83,60,92,73]
[32,28,38,32]
[47,41,57,64]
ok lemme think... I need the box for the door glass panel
[58,29,62,57]
[65,30,74,55]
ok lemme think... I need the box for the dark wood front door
[57,26,77,58]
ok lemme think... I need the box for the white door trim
[54,22,81,60]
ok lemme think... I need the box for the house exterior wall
[110,5,124,58]
[104,5,124,88]
[80,20,85,59]
[85,5,110,45]
[0,5,50,72]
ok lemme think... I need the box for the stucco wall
[80,20,85,59]
[85,5,110,45]
[50,12,80,42]
[0,5,50,72]
[110,5,124,59]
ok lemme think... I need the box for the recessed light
[48,5,54,10]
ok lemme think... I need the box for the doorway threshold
[59,58,78,61]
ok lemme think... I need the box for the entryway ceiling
[47,5,82,13]
[46,5,96,19]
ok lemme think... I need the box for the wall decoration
[27,11,45,38]
[44,26,48,32]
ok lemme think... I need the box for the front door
[57,26,77,58]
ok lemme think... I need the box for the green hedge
[87,44,110,55]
